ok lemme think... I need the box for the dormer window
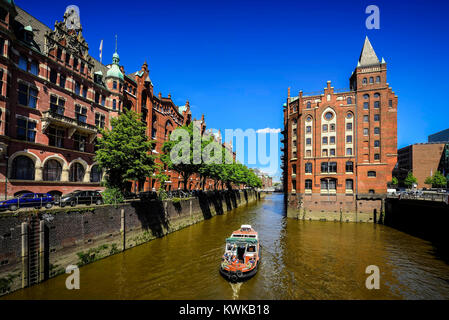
[113,81,117,90]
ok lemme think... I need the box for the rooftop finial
[115,34,118,53]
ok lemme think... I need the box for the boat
[219,225,260,282]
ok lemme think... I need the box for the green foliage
[391,177,399,186]
[404,172,418,188]
[110,243,120,255]
[95,111,156,191]
[425,171,448,188]
[102,187,125,205]
[77,244,109,266]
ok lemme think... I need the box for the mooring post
[21,222,28,288]
[120,209,125,251]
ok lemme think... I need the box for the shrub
[102,187,125,205]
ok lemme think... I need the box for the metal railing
[388,192,449,204]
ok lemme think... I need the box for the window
[346,148,353,156]
[374,140,380,147]
[95,92,100,104]
[364,115,369,122]
[75,105,87,123]
[321,162,337,173]
[321,179,337,191]
[330,124,335,132]
[95,113,106,129]
[346,179,354,191]
[369,77,374,84]
[374,154,380,161]
[306,102,311,109]
[12,156,35,180]
[43,160,62,181]
[363,78,367,84]
[389,100,393,108]
[19,55,28,71]
[374,127,380,135]
[80,62,85,74]
[101,95,105,107]
[16,118,36,142]
[376,76,381,83]
[49,69,57,84]
[59,74,66,89]
[73,133,87,152]
[324,112,333,121]
[293,151,297,159]
[322,124,328,132]
[322,137,328,145]
[305,163,312,174]
[69,163,85,182]
[305,180,312,190]
[374,114,380,122]
[90,165,102,183]
[374,101,380,109]
[368,171,377,177]
[346,123,353,130]
[292,164,297,174]
[369,190,375,194]
[18,83,38,108]
[306,126,311,134]
[113,100,117,110]
[346,135,353,143]
[56,47,62,60]
[364,94,370,100]
[75,82,81,95]
[73,58,78,70]
[322,149,328,157]
[346,112,353,119]
[374,93,380,98]
[48,126,64,148]
[292,180,297,191]
[306,116,312,122]
[65,52,71,64]
[30,61,38,76]
[306,138,311,146]
[346,161,354,173]
[364,102,369,110]
[347,97,352,105]
[330,136,335,145]
[113,81,117,90]
[0,37,4,56]
[363,128,369,136]
[330,149,335,156]
[50,95,65,115]
[306,150,311,157]
[82,86,87,98]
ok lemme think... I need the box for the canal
[4,194,449,300]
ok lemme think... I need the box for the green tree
[95,111,156,191]
[391,177,398,186]
[428,171,448,188]
[404,172,418,188]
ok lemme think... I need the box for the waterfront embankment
[0,190,261,296]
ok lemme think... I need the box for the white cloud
[256,128,281,134]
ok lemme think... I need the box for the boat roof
[226,237,258,244]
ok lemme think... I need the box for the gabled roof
[358,36,380,67]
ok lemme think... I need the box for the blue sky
[16,0,449,180]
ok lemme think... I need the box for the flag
[99,40,103,62]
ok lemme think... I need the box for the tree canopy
[95,111,156,191]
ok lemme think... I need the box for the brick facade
[0,3,236,199]
[282,37,398,218]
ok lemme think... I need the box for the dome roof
[106,52,124,81]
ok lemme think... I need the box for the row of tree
[94,111,262,195]
[391,171,448,189]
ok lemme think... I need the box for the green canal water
[4,194,449,300]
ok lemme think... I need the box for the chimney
[158,92,162,99]
[288,87,291,98]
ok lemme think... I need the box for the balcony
[42,111,98,142]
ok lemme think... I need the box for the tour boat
[220,225,260,282]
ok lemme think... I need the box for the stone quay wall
[0,190,261,297]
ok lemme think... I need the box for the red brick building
[0,2,235,199]
[282,37,398,221]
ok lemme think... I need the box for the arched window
[165,121,173,140]
[306,102,311,109]
[12,156,35,180]
[374,93,380,98]
[90,165,102,183]
[69,163,85,182]
[43,159,62,181]
[368,171,377,177]
[362,78,367,84]
[376,76,381,83]
[369,77,374,84]
[363,94,370,100]
[347,97,352,105]
[346,161,354,173]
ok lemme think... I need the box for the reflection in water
[4,194,449,300]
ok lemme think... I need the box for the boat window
[247,246,256,253]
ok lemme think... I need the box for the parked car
[0,193,54,211]
[138,191,158,201]
[60,191,103,207]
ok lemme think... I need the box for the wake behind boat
[220,225,260,283]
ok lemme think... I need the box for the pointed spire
[358,36,380,67]
[381,57,386,64]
